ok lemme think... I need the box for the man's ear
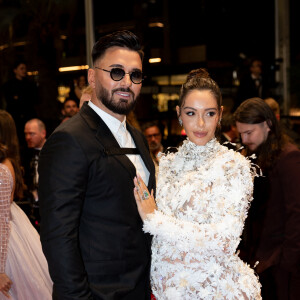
[88,68,96,88]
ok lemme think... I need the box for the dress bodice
[143,138,261,299]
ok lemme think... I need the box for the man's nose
[120,73,132,87]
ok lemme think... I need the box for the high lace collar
[178,137,220,160]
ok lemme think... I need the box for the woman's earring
[178,118,183,126]
[218,118,222,126]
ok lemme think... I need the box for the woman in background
[0,110,52,299]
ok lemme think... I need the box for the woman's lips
[194,131,207,138]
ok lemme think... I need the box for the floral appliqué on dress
[144,138,261,300]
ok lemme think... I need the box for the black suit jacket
[38,102,155,300]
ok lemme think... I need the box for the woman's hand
[133,174,157,221]
[0,273,12,298]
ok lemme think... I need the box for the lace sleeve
[0,165,12,273]
[143,156,253,256]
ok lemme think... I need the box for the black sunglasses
[95,67,144,84]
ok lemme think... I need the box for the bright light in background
[149,58,161,63]
[59,65,89,72]
[27,71,38,76]
[148,22,164,28]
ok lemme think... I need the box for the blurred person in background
[2,61,38,146]
[0,110,52,299]
[235,58,271,110]
[219,113,241,150]
[264,97,300,148]
[23,118,47,230]
[79,85,93,109]
[142,121,164,167]
[235,98,300,300]
[61,98,79,123]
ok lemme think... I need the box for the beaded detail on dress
[0,164,12,273]
[144,138,261,299]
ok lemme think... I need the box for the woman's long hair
[234,98,288,171]
[0,110,24,199]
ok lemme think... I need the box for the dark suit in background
[255,143,300,299]
[38,103,155,299]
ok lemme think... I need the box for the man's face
[24,122,46,149]
[88,46,142,118]
[63,100,79,117]
[236,121,270,151]
[250,60,262,77]
[144,126,162,152]
[14,63,27,80]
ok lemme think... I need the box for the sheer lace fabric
[0,163,52,299]
[0,164,12,273]
[144,138,261,299]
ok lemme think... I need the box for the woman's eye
[186,111,194,116]
[207,111,216,117]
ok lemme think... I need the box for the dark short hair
[142,121,161,133]
[92,30,144,65]
[13,60,26,70]
[64,98,78,107]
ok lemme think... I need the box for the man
[234,98,300,300]
[143,121,164,167]
[23,118,47,229]
[61,98,79,122]
[235,58,270,110]
[38,30,155,299]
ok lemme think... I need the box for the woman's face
[177,90,222,146]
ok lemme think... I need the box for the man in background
[3,61,38,145]
[23,118,46,230]
[235,98,300,300]
[143,121,164,167]
[61,98,79,122]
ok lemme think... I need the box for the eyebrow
[183,106,218,111]
[109,64,142,72]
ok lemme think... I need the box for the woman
[133,69,261,299]
[0,110,52,299]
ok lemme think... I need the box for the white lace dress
[0,163,52,300]
[144,138,261,299]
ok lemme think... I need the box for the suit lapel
[80,103,137,179]
[127,123,156,190]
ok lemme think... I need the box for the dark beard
[96,83,138,115]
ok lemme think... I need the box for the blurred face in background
[14,63,27,80]
[236,121,270,151]
[63,100,79,117]
[24,121,46,149]
[144,126,162,152]
[250,60,262,77]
